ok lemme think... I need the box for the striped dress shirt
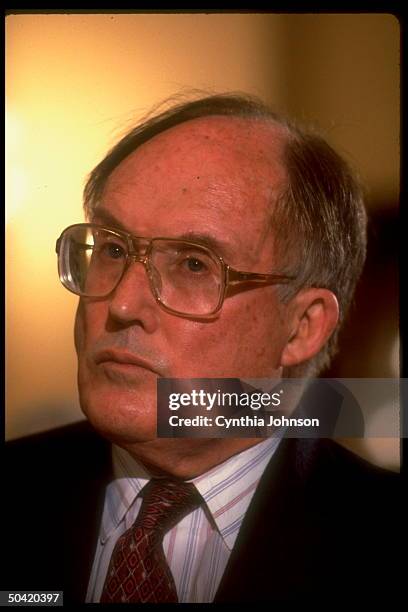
[86,436,281,603]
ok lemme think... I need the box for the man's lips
[94,349,161,375]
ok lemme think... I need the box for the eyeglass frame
[56,222,297,319]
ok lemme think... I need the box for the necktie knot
[137,478,202,537]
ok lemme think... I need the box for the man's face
[75,116,292,444]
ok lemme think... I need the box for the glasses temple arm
[227,267,296,286]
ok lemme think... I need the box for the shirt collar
[100,445,150,543]
[101,436,281,549]
[191,436,281,549]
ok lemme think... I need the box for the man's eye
[99,242,126,259]
[182,256,208,273]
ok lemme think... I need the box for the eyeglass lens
[58,225,224,316]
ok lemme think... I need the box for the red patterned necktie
[100,478,201,603]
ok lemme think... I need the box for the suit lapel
[214,437,320,602]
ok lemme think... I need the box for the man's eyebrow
[176,232,234,260]
[91,208,235,260]
[91,208,129,231]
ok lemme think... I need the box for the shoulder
[302,438,399,499]
[289,439,401,560]
[263,436,399,487]
[297,437,399,481]
[4,420,111,481]
[257,437,400,539]
[6,419,102,449]
[284,437,400,511]
[3,420,112,529]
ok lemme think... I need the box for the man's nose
[108,259,160,333]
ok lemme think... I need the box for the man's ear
[280,288,339,368]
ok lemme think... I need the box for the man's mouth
[94,349,161,377]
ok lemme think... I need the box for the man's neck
[117,437,264,479]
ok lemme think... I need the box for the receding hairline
[105,114,292,179]
[131,111,292,137]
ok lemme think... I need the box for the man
[4,94,399,603]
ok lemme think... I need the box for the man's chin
[80,397,158,446]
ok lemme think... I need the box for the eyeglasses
[56,223,296,318]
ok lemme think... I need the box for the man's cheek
[74,303,85,355]
[74,301,105,354]
[174,321,243,376]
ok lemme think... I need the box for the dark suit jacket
[3,421,401,604]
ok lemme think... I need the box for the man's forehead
[98,115,288,267]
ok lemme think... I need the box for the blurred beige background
[5,13,400,468]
